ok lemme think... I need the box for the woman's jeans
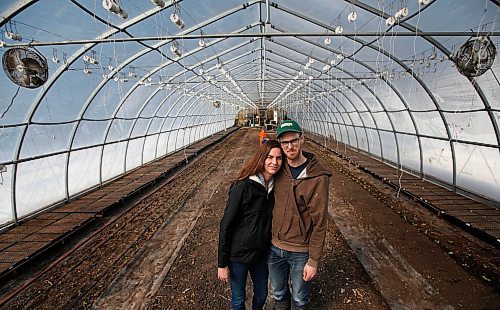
[268,245,310,307]
[229,256,269,310]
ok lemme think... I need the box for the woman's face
[264,147,283,176]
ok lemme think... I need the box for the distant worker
[218,140,283,310]
[259,127,268,145]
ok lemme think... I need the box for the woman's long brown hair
[235,140,282,181]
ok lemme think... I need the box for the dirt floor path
[310,142,499,309]
[93,130,247,309]
[2,128,498,309]
[147,130,389,310]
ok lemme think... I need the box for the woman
[217,140,283,310]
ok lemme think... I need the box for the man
[269,119,331,310]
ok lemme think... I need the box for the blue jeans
[268,245,310,307]
[229,256,269,310]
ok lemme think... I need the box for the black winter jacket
[218,175,274,268]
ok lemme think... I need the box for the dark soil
[1,128,498,309]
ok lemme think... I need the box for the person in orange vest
[259,127,268,145]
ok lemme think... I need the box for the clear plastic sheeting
[0,0,499,227]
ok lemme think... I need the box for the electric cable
[0,86,20,120]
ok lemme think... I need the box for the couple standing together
[218,120,331,310]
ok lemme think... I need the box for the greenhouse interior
[0,0,499,309]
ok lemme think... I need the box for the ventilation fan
[2,47,48,88]
[453,36,496,78]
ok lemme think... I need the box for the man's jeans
[229,256,268,310]
[268,245,310,307]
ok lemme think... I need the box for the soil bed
[1,128,498,309]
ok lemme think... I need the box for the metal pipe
[2,31,498,47]
[266,0,270,24]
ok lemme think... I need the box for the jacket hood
[284,151,332,180]
[249,173,275,193]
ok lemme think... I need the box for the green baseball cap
[276,120,302,138]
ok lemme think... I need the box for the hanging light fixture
[90,50,99,65]
[83,63,92,75]
[198,31,206,47]
[120,73,128,82]
[5,31,22,41]
[386,16,396,26]
[400,7,409,17]
[52,48,60,63]
[170,12,185,29]
[348,12,357,22]
[324,37,331,45]
[128,67,137,77]
[335,26,343,34]
[151,0,165,8]
[419,0,430,5]
[429,47,437,60]
[102,0,128,19]
[170,41,182,57]
[108,59,114,71]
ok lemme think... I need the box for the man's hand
[303,264,317,281]
[217,267,230,283]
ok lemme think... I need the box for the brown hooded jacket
[272,151,331,268]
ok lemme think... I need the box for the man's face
[279,132,303,161]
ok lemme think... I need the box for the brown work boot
[272,299,291,310]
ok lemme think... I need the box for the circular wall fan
[453,36,496,78]
[2,47,48,88]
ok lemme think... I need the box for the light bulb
[348,12,357,22]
